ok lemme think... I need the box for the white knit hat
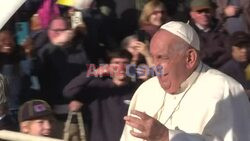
[160,21,200,50]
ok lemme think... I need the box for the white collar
[195,23,210,32]
[178,62,203,93]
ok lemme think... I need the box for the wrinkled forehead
[150,30,187,52]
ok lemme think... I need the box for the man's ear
[190,11,196,19]
[186,48,197,69]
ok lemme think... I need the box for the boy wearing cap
[120,21,250,141]
[189,0,231,68]
[220,31,250,97]
[18,100,54,137]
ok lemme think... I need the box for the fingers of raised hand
[130,110,149,120]
[125,110,168,140]
[126,114,158,140]
[124,115,145,132]
[130,129,148,140]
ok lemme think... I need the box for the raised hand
[224,5,240,17]
[134,41,151,57]
[124,110,169,141]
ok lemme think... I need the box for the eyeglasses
[151,10,165,15]
[196,9,211,14]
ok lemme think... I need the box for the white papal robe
[121,62,250,141]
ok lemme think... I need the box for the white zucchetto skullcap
[160,21,200,50]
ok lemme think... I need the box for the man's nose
[117,63,126,70]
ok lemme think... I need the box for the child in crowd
[219,31,250,98]
[18,99,55,137]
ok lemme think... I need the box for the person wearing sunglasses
[189,0,231,69]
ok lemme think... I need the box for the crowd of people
[0,0,249,141]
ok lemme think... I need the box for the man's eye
[161,56,169,60]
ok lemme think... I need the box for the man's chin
[159,82,169,92]
[158,81,178,94]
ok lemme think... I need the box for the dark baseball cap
[190,0,211,11]
[18,100,53,122]
[231,31,250,48]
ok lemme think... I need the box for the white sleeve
[120,85,143,141]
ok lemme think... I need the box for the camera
[136,30,147,42]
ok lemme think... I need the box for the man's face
[150,30,190,94]
[24,117,52,136]
[110,58,129,81]
[0,31,15,54]
[190,8,212,28]
[232,46,249,62]
[48,19,72,46]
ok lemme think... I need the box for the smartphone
[71,11,84,29]
[15,21,29,45]
[136,30,146,42]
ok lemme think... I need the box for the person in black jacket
[63,49,141,141]
[37,16,90,140]
[189,0,231,68]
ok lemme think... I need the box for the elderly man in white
[120,21,250,141]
